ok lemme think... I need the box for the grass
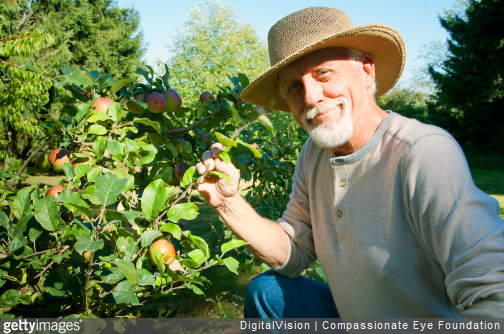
[20,168,504,317]
[470,168,504,219]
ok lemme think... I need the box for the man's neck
[329,105,387,156]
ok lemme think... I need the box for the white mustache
[303,98,348,122]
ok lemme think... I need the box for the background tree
[0,0,54,162]
[167,0,269,106]
[0,0,146,163]
[29,0,146,80]
[428,0,504,155]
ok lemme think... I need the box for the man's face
[278,48,370,148]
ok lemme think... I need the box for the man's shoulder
[386,112,453,145]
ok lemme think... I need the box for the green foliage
[428,0,504,155]
[28,0,146,80]
[0,0,146,163]
[376,85,430,123]
[167,0,269,107]
[0,25,55,159]
[0,65,276,318]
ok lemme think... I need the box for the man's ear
[361,54,375,90]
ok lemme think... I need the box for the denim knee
[244,270,286,318]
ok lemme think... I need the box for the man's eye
[288,82,303,95]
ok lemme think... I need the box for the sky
[115,0,458,84]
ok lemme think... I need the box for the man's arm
[195,143,290,268]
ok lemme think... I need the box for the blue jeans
[244,270,340,318]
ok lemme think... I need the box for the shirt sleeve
[402,132,504,317]
[273,140,317,278]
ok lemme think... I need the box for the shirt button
[339,180,346,187]
[337,210,343,217]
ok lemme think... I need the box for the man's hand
[195,143,241,208]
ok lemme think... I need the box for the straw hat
[240,7,406,112]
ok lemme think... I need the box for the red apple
[45,185,64,198]
[199,91,214,103]
[34,152,50,171]
[49,148,71,172]
[90,97,113,114]
[173,138,183,151]
[162,88,182,113]
[148,239,176,266]
[196,130,210,144]
[174,162,190,180]
[71,156,91,168]
[146,92,166,113]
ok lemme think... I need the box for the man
[195,7,504,318]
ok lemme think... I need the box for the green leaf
[8,236,27,254]
[110,78,133,96]
[62,162,75,180]
[103,291,140,305]
[222,257,240,275]
[236,138,263,158]
[218,151,231,163]
[96,74,116,91]
[167,203,199,224]
[108,102,122,122]
[74,164,92,176]
[105,140,123,156]
[87,112,111,123]
[0,289,22,308]
[116,236,138,261]
[256,114,275,133]
[140,230,163,248]
[11,187,32,219]
[74,236,104,254]
[75,101,94,123]
[92,136,107,155]
[187,249,206,266]
[221,239,248,255]
[135,145,158,166]
[34,196,60,231]
[132,118,160,132]
[214,132,237,148]
[88,124,107,135]
[68,71,91,87]
[136,268,155,287]
[83,67,100,83]
[20,64,39,74]
[159,223,182,240]
[0,211,13,236]
[208,171,231,185]
[113,259,138,286]
[182,166,196,187]
[57,190,94,219]
[182,231,209,259]
[94,173,128,207]
[141,179,172,219]
[237,73,250,89]
[87,166,103,183]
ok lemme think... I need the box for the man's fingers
[210,143,223,158]
[195,162,207,175]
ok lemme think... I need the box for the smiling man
[195,7,504,318]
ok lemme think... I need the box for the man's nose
[303,78,324,106]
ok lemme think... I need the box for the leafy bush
[0,65,274,318]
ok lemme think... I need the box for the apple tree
[0,64,273,318]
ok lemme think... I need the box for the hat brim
[240,24,406,112]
